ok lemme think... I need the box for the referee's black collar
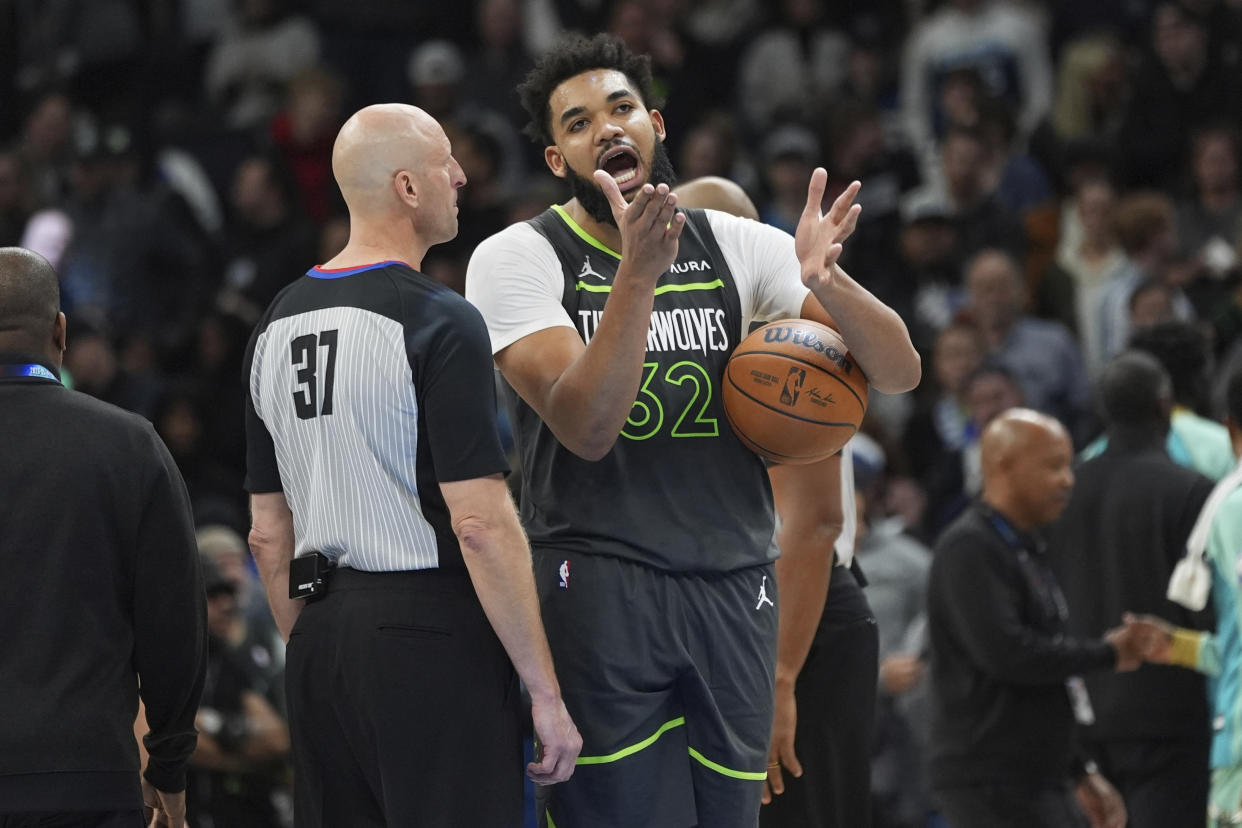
[0,351,62,385]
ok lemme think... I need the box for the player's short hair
[518,33,661,146]
[0,247,59,341]
[1097,350,1171,428]
[1128,320,1210,409]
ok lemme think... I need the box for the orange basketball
[723,319,868,464]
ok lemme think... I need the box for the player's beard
[566,137,677,227]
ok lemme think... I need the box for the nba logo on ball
[780,368,805,406]
[723,319,868,464]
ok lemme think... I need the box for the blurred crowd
[5,0,1242,824]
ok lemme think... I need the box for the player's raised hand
[794,170,861,294]
[594,170,686,284]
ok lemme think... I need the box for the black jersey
[504,207,776,572]
[244,261,509,572]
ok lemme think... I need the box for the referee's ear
[395,169,419,210]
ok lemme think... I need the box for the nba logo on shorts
[558,560,570,589]
[780,368,805,406]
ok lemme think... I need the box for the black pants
[1087,736,1211,828]
[934,782,1087,828]
[0,814,142,827]
[760,563,879,828]
[285,568,523,828]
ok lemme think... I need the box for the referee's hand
[528,694,582,785]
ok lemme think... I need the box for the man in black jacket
[1049,351,1215,827]
[927,407,1132,828]
[0,247,206,826]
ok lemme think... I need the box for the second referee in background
[243,103,580,827]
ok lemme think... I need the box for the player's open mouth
[598,146,642,192]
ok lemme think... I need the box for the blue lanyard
[0,363,60,382]
[983,506,1069,622]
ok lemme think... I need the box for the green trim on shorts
[687,746,768,781]
[546,810,557,828]
[576,717,686,765]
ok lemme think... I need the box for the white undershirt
[464,208,810,354]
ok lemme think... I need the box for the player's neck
[564,199,622,254]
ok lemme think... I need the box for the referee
[244,104,579,827]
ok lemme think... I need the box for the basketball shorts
[533,549,778,828]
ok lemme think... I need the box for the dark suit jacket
[1048,428,1214,741]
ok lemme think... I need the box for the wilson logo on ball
[723,319,868,465]
[762,326,854,374]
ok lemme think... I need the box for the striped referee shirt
[244,260,509,572]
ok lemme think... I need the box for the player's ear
[545,145,567,179]
[649,109,666,143]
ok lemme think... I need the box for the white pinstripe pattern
[250,306,439,571]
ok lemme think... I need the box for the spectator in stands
[269,66,345,226]
[57,118,213,356]
[0,150,30,246]
[757,125,820,235]
[1128,279,1178,332]
[909,126,1026,261]
[964,248,1089,439]
[1050,34,1127,147]
[853,439,936,828]
[462,0,537,130]
[1117,1,1242,191]
[197,524,282,675]
[904,321,986,520]
[1096,191,1195,368]
[737,0,850,135]
[921,361,1025,542]
[822,100,921,310]
[407,39,527,200]
[216,152,318,325]
[12,90,74,212]
[1175,125,1242,316]
[155,382,247,532]
[675,111,756,192]
[1037,176,1126,369]
[900,0,1051,179]
[187,556,291,828]
[205,0,321,130]
[898,192,965,350]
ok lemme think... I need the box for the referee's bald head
[0,247,61,351]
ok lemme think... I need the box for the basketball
[723,319,868,464]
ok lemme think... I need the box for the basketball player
[465,34,920,827]
[676,176,883,828]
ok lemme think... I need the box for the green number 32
[622,361,720,441]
